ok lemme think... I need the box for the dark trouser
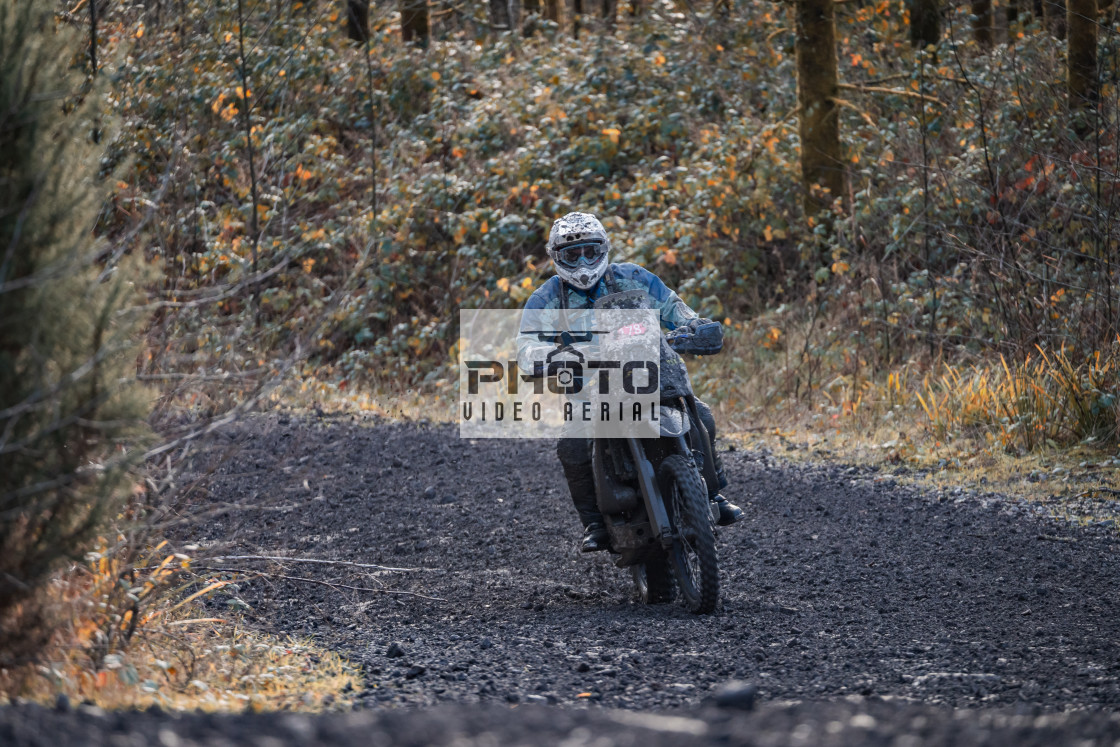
[557,399,728,527]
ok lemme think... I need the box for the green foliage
[0,1,151,661]
[95,1,1119,428]
[102,1,809,384]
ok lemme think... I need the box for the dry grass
[7,624,360,712]
[276,374,457,424]
[915,345,1120,452]
[706,322,1120,528]
[728,421,1120,525]
[0,540,361,712]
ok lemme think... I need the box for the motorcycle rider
[518,212,743,553]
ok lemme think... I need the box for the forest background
[1,0,1119,712]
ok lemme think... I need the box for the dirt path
[5,698,1120,746]
[7,412,1120,744]
[195,414,1120,711]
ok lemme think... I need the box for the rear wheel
[660,454,719,613]
[631,552,675,604]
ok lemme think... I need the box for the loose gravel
[6,412,1120,745]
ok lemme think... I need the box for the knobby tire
[659,454,719,614]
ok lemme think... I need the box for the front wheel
[659,454,719,613]
[631,552,675,604]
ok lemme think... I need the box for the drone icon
[521,328,611,367]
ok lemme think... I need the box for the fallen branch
[166,617,227,626]
[765,26,789,43]
[208,554,437,573]
[268,573,444,601]
[838,82,944,106]
[831,97,876,129]
[146,503,306,534]
[193,566,445,602]
[1072,488,1120,498]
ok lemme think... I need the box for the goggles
[554,241,606,268]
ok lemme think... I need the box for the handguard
[667,321,723,356]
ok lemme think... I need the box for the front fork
[683,395,722,502]
[626,398,718,548]
[626,436,673,547]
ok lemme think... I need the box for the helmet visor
[554,241,606,269]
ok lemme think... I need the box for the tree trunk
[601,0,617,29]
[1068,0,1098,110]
[572,0,583,36]
[89,0,98,76]
[795,0,844,215]
[524,0,540,34]
[1007,0,1019,28]
[401,0,429,44]
[346,0,369,42]
[971,0,992,47]
[628,0,641,15]
[545,0,560,21]
[1044,0,1067,38]
[909,0,940,47]
[490,0,512,28]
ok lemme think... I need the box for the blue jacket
[516,263,698,372]
[523,263,697,323]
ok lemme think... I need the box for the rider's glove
[675,318,723,355]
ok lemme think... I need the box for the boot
[559,443,609,551]
[710,494,743,526]
[581,521,610,552]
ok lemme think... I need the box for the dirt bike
[588,290,725,614]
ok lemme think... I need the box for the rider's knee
[556,437,592,469]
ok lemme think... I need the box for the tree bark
[795,0,844,215]
[602,0,617,29]
[401,0,429,44]
[524,0,540,34]
[490,0,512,28]
[347,0,370,43]
[1067,0,1098,110]
[971,0,992,47]
[89,0,98,76]
[1044,0,1067,38]
[908,0,940,48]
[572,0,583,36]
[545,0,561,22]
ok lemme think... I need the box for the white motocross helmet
[546,212,611,290]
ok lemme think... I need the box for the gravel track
[6,412,1120,745]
